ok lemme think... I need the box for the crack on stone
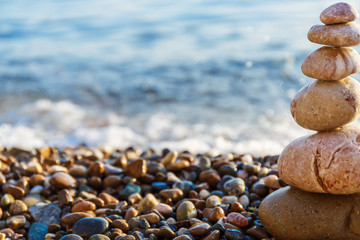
[325,135,358,170]
[313,148,328,193]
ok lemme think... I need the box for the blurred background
[0,0,359,155]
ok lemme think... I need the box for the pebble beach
[0,146,281,239]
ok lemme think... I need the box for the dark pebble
[60,234,84,240]
[28,222,47,240]
[89,234,111,240]
[119,183,141,199]
[172,181,195,196]
[73,217,109,238]
[225,229,244,240]
[139,219,150,229]
[219,165,237,177]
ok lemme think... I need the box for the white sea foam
[0,99,310,156]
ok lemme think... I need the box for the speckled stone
[28,222,47,240]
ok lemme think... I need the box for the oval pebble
[73,217,109,238]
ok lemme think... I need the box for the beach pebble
[189,223,211,236]
[161,151,178,166]
[205,195,222,208]
[308,22,360,47]
[119,183,141,199]
[23,194,42,207]
[138,193,159,213]
[259,186,360,240]
[139,213,160,224]
[246,225,268,239]
[59,234,83,240]
[320,2,359,24]
[159,188,183,202]
[6,215,26,229]
[202,230,220,240]
[227,212,249,227]
[301,46,360,80]
[28,222,48,240]
[4,185,25,199]
[154,203,173,216]
[224,229,244,240]
[29,202,61,225]
[88,234,110,240]
[73,217,109,238]
[173,235,192,240]
[208,206,225,222]
[223,178,246,196]
[279,125,360,194]
[125,159,147,178]
[290,78,360,131]
[9,200,27,215]
[159,226,176,239]
[264,175,281,189]
[61,212,93,227]
[0,194,14,206]
[176,201,197,221]
[49,172,77,189]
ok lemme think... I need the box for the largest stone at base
[259,186,360,240]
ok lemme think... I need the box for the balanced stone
[259,186,360,240]
[278,125,360,194]
[320,2,359,25]
[301,46,360,80]
[290,77,360,131]
[308,22,360,47]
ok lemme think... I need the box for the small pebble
[176,201,197,221]
[73,217,109,238]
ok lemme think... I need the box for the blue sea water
[0,0,359,155]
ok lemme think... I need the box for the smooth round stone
[159,225,176,239]
[119,183,141,199]
[73,217,109,238]
[301,46,360,80]
[224,229,244,240]
[49,172,77,189]
[290,78,360,131]
[189,223,211,236]
[88,234,110,240]
[61,212,93,227]
[59,234,83,240]
[308,22,360,47]
[154,203,173,216]
[279,125,360,194]
[259,186,360,240]
[28,222,47,240]
[223,178,246,196]
[320,2,359,24]
[227,212,249,227]
[6,215,26,229]
[176,201,197,221]
[9,200,28,215]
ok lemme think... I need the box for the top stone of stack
[320,2,359,24]
[308,2,360,47]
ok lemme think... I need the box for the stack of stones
[259,2,360,240]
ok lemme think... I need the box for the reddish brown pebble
[202,229,220,240]
[166,160,190,171]
[125,207,139,221]
[61,212,93,227]
[246,225,268,239]
[227,212,249,227]
[4,186,25,199]
[71,201,96,212]
[102,175,121,189]
[159,188,183,202]
[209,206,225,222]
[320,2,359,24]
[99,193,119,205]
[29,174,45,187]
[112,219,129,232]
[189,223,211,236]
[230,202,245,213]
[49,172,77,189]
[58,189,74,207]
[124,159,147,178]
[89,161,105,176]
[154,203,173,216]
[173,235,192,240]
[139,213,160,224]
